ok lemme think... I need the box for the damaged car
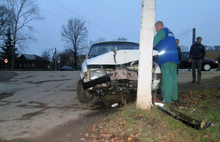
[77,41,162,107]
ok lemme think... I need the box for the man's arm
[153,29,165,48]
[202,45,206,60]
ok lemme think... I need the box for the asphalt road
[0,71,90,141]
[0,70,219,141]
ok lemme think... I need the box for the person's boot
[198,78,201,84]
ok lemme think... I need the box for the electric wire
[40,7,105,38]
[51,0,119,38]
[40,8,67,22]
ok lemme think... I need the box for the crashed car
[77,41,162,106]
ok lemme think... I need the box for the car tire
[77,79,94,103]
[202,64,211,71]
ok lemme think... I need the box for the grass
[205,50,220,60]
[81,88,220,142]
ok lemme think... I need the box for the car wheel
[202,64,211,71]
[76,79,94,103]
[152,61,161,90]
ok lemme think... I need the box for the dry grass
[79,88,220,142]
[205,50,220,60]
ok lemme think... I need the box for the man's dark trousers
[191,59,202,83]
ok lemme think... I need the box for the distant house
[15,54,50,70]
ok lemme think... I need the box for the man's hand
[189,59,191,63]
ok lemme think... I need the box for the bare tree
[61,17,88,70]
[41,48,53,61]
[89,37,105,46]
[58,49,75,68]
[2,0,44,69]
[214,45,220,50]
[0,5,12,39]
[205,45,214,51]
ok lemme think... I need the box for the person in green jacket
[153,21,180,103]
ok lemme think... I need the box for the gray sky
[27,0,220,56]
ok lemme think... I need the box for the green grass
[87,88,220,142]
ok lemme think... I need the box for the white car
[77,41,161,107]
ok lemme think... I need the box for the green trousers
[161,62,178,103]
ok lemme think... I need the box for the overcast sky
[27,0,220,56]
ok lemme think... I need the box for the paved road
[0,70,219,141]
[0,71,90,141]
[177,70,220,83]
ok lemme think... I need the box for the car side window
[182,53,189,60]
[185,53,189,59]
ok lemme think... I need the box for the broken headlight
[90,70,105,80]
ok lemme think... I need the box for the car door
[180,52,191,69]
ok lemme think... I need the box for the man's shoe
[197,81,200,84]
[191,81,195,83]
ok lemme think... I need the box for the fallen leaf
[85,133,89,137]
[178,106,185,110]
[104,128,107,132]
[79,138,86,141]
[203,135,209,138]
[200,120,206,129]
[130,134,134,140]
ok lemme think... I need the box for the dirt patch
[4,107,120,142]
[0,71,18,82]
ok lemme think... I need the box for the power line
[51,0,120,38]
[40,8,67,22]
[40,7,104,38]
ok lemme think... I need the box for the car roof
[91,41,139,46]
[181,52,214,60]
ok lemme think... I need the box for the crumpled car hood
[86,50,139,65]
[80,49,158,79]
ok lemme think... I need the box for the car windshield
[88,42,139,58]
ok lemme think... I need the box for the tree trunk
[74,44,77,70]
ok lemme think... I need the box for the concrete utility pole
[136,0,156,110]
